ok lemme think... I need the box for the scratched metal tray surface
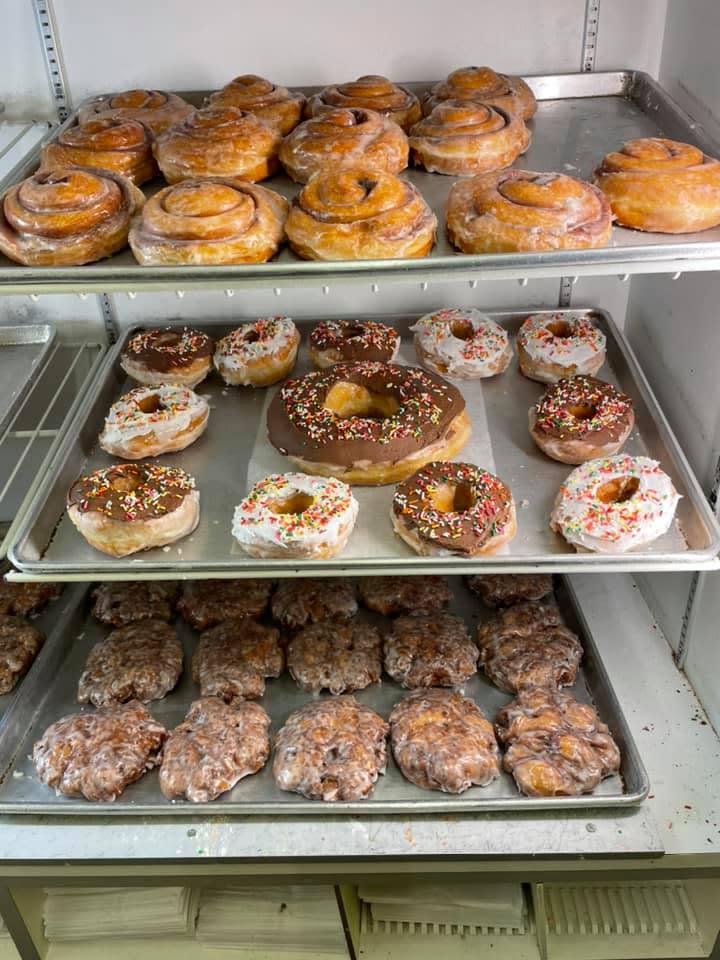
[1,71,720,292]
[0,576,648,814]
[0,323,56,442]
[8,309,720,577]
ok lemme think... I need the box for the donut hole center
[341,325,366,340]
[324,382,399,420]
[429,482,477,514]
[567,402,597,421]
[450,319,475,341]
[136,394,163,414]
[546,320,573,339]
[243,330,260,343]
[267,493,315,515]
[154,331,182,348]
[111,474,141,494]
[597,476,640,505]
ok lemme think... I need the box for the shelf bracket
[582,0,601,73]
[32,0,71,123]
[558,276,574,307]
[98,293,118,344]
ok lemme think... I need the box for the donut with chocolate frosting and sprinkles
[309,320,400,368]
[121,327,215,388]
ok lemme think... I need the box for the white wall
[0,2,54,119]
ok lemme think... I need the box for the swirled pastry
[307,75,422,132]
[447,170,612,253]
[208,74,305,135]
[409,101,530,176]
[286,166,436,261]
[154,106,281,184]
[41,118,157,186]
[128,179,288,265]
[78,89,194,135]
[594,137,720,233]
[0,167,144,266]
[280,108,408,183]
[424,66,537,121]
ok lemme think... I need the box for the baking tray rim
[0,322,57,443]
[7,307,720,577]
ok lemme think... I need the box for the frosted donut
[121,327,214,388]
[309,320,400,368]
[411,308,512,379]
[550,454,680,554]
[232,473,358,559]
[99,385,209,459]
[392,460,517,557]
[517,313,606,383]
[67,463,199,558]
[214,317,300,387]
[529,375,634,464]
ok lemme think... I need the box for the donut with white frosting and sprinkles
[517,313,606,383]
[214,316,300,387]
[411,308,512,379]
[99,384,209,459]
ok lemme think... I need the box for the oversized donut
[411,308,512,379]
[309,319,400,368]
[99,384,209,459]
[121,327,215,388]
[517,313,606,383]
[214,317,300,387]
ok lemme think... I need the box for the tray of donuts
[7,310,720,575]
[0,573,648,813]
[1,69,720,282]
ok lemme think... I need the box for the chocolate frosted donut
[121,327,215,388]
[267,361,470,486]
[309,320,400,368]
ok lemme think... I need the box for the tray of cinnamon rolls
[0,573,648,813]
[7,310,719,576]
[1,70,720,287]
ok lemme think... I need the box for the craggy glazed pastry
[285,166,437,261]
[392,461,516,557]
[358,575,452,616]
[121,327,214,388]
[411,308,512,379]
[447,170,612,254]
[410,101,530,177]
[0,167,144,267]
[287,620,382,695]
[192,619,284,701]
[214,317,300,387]
[0,616,44,694]
[77,620,183,707]
[423,66,537,121]
[466,574,553,607]
[33,700,166,802]
[271,578,357,630]
[0,579,62,617]
[273,696,388,801]
[530,376,634,464]
[232,473,358,560]
[267,362,470,486]
[517,313,606,383]
[496,686,621,797]
[99,384,210,459]
[154,106,282,184]
[41,118,157,186]
[390,689,500,793]
[280,108,408,183]
[91,581,179,627]
[160,697,271,803]
[309,319,400,368]
[66,462,199,557]
[307,75,422,132]
[208,74,306,135]
[384,612,478,688]
[477,618,582,694]
[78,89,193,135]
[551,454,680,554]
[178,579,273,631]
[128,178,288,266]
[594,137,720,233]
[477,599,563,649]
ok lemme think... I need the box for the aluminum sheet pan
[1,72,720,292]
[0,576,648,814]
[9,309,720,577]
[0,323,56,441]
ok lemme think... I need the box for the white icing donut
[232,473,359,559]
[411,308,512,379]
[517,313,606,383]
[214,317,300,387]
[550,454,680,553]
[99,384,209,459]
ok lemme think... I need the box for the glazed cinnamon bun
[285,166,436,261]
[41,118,157,186]
[78,89,193,135]
[307,75,422,132]
[208,74,305,135]
[0,167,144,267]
[447,169,612,253]
[128,178,288,265]
[423,66,537,121]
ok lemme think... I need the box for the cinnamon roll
[154,106,281,184]
[423,66,537,121]
[128,178,288,265]
[0,167,144,267]
[594,138,720,233]
[307,75,422,132]
[410,101,530,176]
[285,166,437,261]
[447,170,612,253]
[280,108,408,184]
[41,118,157,186]
[78,89,193,135]
[208,74,305,135]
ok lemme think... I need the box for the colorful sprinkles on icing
[310,320,399,357]
[217,317,296,363]
[518,314,606,365]
[68,463,195,522]
[533,375,633,440]
[124,327,213,369]
[413,308,508,363]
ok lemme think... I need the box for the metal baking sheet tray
[0,323,56,441]
[0,575,649,814]
[8,309,720,577]
[1,71,720,293]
